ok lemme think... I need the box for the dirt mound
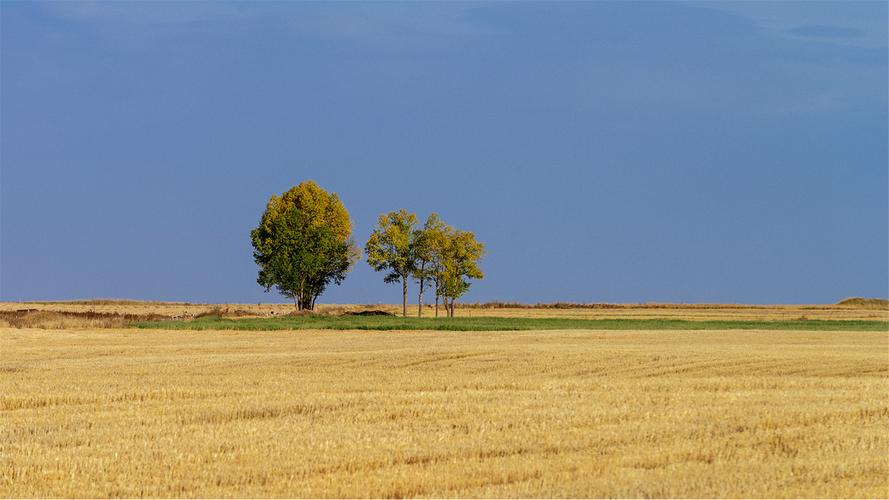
[282,308,394,317]
[195,307,255,319]
[836,297,889,308]
[344,310,395,316]
[284,309,318,317]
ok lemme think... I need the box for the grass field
[2,322,887,497]
[136,315,889,332]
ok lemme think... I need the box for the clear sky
[2,1,887,305]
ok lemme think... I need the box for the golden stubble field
[2,319,887,497]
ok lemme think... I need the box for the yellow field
[2,301,887,322]
[2,324,887,497]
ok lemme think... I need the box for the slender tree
[250,181,358,310]
[426,220,453,318]
[439,230,485,317]
[365,209,417,317]
[411,213,447,317]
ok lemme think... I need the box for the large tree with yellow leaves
[250,181,358,310]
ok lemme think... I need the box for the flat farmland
[2,323,887,497]
[1,301,887,321]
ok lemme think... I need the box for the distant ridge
[836,297,889,308]
[29,299,195,306]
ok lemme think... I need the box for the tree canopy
[250,185,484,316]
[437,229,485,317]
[366,210,484,318]
[411,213,448,317]
[365,209,417,317]
[250,181,358,310]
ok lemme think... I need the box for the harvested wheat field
[2,325,887,497]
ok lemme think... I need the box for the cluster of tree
[365,210,484,318]
[250,181,484,316]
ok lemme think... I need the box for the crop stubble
[1,325,886,497]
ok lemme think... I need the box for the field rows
[2,327,886,497]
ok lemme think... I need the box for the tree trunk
[450,298,456,318]
[418,277,424,318]
[434,292,439,318]
[402,275,408,318]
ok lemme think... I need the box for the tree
[250,181,358,310]
[438,230,485,317]
[411,213,448,317]
[432,226,455,317]
[365,209,417,317]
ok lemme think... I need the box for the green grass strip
[134,316,889,332]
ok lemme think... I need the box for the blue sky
[2,1,886,304]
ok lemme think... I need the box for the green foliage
[365,210,486,318]
[438,229,485,316]
[411,213,449,316]
[137,316,889,332]
[411,213,443,287]
[365,209,417,316]
[250,181,358,310]
[365,209,417,282]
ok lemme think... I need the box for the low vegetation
[136,315,889,332]
[2,327,885,497]
[29,299,193,306]
[464,300,889,310]
[0,309,166,329]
